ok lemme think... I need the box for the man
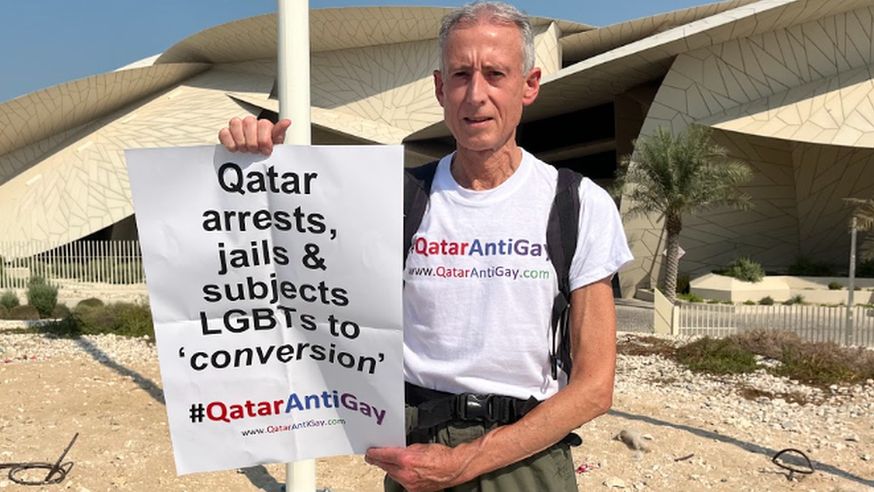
[220,2,632,491]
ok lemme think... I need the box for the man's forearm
[450,366,614,484]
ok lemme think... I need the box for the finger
[243,116,259,153]
[364,456,402,475]
[218,128,236,152]
[257,119,274,155]
[366,447,404,463]
[273,118,291,144]
[228,117,245,150]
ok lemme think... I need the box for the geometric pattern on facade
[155,8,590,65]
[623,2,874,294]
[409,0,874,141]
[0,69,273,246]
[559,0,759,63]
[0,63,209,183]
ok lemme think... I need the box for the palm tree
[614,125,753,303]
[844,197,874,231]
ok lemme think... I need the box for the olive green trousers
[384,406,577,492]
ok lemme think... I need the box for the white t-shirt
[403,149,633,400]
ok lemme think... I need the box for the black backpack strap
[546,168,582,380]
[403,161,439,265]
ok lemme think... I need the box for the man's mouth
[463,117,492,124]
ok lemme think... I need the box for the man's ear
[433,69,446,108]
[522,67,541,106]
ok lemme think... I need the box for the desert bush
[783,294,805,306]
[731,329,803,360]
[0,290,19,310]
[675,337,757,374]
[75,302,154,339]
[75,298,105,311]
[0,305,7,319]
[828,281,843,290]
[7,305,40,320]
[775,342,874,387]
[858,258,874,278]
[720,257,765,283]
[788,257,835,276]
[617,336,676,357]
[742,300,756,305]
[26,277,57,317]
[51,303,71,319]
[36,315,82,338]
[676,274,691,294]
[677,293,704,303]
[759,296,774,305]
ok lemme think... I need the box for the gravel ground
[0,322,872,491]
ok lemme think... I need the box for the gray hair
[438,1,535,74]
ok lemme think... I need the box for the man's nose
[464,72,487,105]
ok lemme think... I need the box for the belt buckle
[456,393,493,422]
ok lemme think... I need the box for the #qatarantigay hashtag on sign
[188,390,387,426]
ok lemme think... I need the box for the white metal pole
[278,0,312,145]
[277,1,315,491]
[846,216,857,346]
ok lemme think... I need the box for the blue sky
[1,0,708,102]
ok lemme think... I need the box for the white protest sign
[125,145,405,475]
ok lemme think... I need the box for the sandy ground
[0,337,871,491]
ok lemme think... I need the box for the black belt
[405,383,583,447]
[406,382,540,429]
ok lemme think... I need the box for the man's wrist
[448,438,487,486]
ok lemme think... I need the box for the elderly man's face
[434,22,540,155]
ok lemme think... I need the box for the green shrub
[720,257,765,283]
[759,296,774,305]
[113,303,154,339]
[666,331,874,386]
[675,337,757,374]
[742,299,756,305]
[783,294,805,306]
[677,293,704,303]
[51,303,71,319]
[775,343,873,387]
[732,329,802,360]
[0,305,7,319]
[788,257,835,276]
[75,298,105,311]
[26,277,58,317]
[858,258,874,278]
[75,302,154,339]
[7,305,40,320]
[0,290,19,310]
[36,315,82,338]
[676,274,691,294]
[828,281,843,290]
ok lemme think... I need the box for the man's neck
[451,144,522,191]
